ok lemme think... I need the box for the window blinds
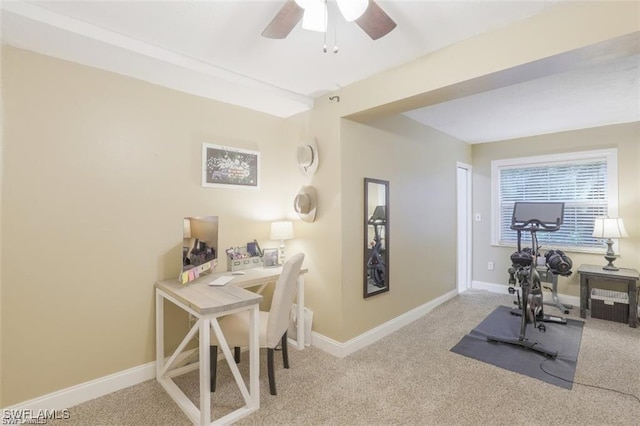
[498,159,608,250]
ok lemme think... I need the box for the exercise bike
[367,206,386,288]
[487,202,567,359]
[507,231,567,327]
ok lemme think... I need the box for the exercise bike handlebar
[510,217,562,232]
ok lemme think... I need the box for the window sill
[490,242,605,255]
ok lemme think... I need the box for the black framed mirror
[364,178,389,298]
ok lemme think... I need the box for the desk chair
[210,252,305,395]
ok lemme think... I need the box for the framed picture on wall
[202,143,260,189]
[263,248,279,268]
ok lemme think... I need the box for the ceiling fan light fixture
[336,0,369,22]
[294,0,314,9]
[301,1,327,33]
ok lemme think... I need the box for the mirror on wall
[364,178,389,298]
[181,216,219,284]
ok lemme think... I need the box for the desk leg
[210,316,257,414]
[579,274,588,319]
[296,275,305,350]
[199,318,211,426]
[628,279,637,328]
[249,305,260,409]
[155,291,164,378]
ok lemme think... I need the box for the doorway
[456,162,472,293]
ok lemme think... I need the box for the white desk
[155,267,308,425]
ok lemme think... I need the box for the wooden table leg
[579,274,588,319]
[628,279,638,328]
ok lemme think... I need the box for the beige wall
[280,99,346,340]
[340,116,471,340]
[0,46,308,405]
[471,122,640,296]
[2,0,639,409]
[0,45,350,407]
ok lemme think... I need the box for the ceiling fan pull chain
[323,0,328,53]
[333,25,339,53]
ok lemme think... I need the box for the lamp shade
[271,221,295,241]
[592,217,629,239]
[183,218,192,239]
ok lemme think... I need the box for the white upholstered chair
[210,252,305,395]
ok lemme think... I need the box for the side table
[578,264,639,328]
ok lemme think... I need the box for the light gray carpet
[450,305,584,389]
[49,290,640,425]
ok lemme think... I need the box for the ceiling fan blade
[355,0,397,40]
[262,1,304,39]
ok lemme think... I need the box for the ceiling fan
[262,0,397,41]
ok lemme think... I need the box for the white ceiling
[403,52,640,143]
[1,0,638,143]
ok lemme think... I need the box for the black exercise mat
[450,305,584,389]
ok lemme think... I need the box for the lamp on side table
[592,217,628,271]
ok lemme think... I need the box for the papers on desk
[208,276,234,286]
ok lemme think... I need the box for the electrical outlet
[488,261,494,271]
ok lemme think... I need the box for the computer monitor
[181,216,218,283]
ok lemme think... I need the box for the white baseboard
[3,361,156,412]
[3,348,198,412]
[471,280,510,294]
[471,280,581,308]
[311,289,459,358]
[4,290,459,411]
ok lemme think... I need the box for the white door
[456,162,472,293]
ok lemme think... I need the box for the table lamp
[592,217,628,271]
[183,218,192,239]
[270,221,294,265]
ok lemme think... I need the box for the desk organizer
[226,244,263,272]
[590,288,629,324]
[228,256,263,272]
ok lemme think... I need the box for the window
[491,149,618,253]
